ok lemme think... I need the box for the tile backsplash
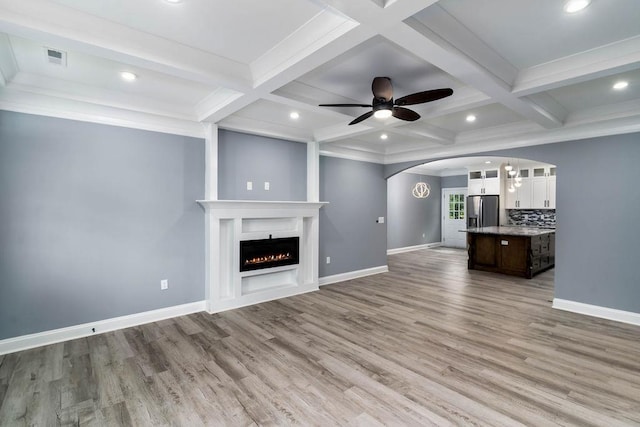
[507,209,556,227]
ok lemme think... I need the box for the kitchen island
[465,226,555,279]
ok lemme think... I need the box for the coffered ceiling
[1,0,639,164]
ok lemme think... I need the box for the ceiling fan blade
[372,77,393,101]
[395,88,453,106]
[349,111,374,125]
[392,107,420,122]
[319,103,372,107]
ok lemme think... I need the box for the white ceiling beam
[319,0,440,27]
[218,115,312,143]
[385,110,640,165]
[10,72,198,120]
[250,7,359,88]
[201,24,375,122]
[394,19,563,129]
[313,122,375,143]
[0,0,252,91]
[513,36,640,96]
[392,123,455,144]
[411,4,518,87]
[0,33,18,86]
[416,86,493,120]
[0,87,204,138]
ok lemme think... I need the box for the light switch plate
[264,182,270,190]
[246,181,253,190]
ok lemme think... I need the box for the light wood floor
[1,248,640,426]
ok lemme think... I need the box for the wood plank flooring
[1,247,640,425]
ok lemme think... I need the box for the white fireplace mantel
[197,200,328,213]
[197,199,328,313]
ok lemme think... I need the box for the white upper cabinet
[468,168,500,195]
[531,166,556,209]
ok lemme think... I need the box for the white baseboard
[208,284,318,314]
[319,265,388,286]
[0,301,206,355]
[552,298,640,326]
[387,242,442,255]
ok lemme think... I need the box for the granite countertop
[462,226,556,236]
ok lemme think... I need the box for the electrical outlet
[377,216,385,224]
[161,279,168,290]
[264,181,270,190]
[326,256,331,264]
[246,181,253,190]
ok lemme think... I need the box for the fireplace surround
[197,200,327,313]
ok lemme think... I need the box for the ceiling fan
[319,77,453,125]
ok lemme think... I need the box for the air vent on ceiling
[44,47,67,67]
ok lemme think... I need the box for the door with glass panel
[442,188,467,248]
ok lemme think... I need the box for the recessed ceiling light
[120,71,137,82]
[380,133,388,140]
[485,161,491,164]
[466,114,476,123]
[164,0,182,3]
[613,81,629,90]
[564,0,591,13]
[289,111,299,119]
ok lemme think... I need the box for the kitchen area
[464,159,556,279]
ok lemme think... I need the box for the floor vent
[44,47,67,66]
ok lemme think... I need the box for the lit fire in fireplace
[244,252,293,266]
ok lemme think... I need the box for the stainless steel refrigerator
[467,195,499,228]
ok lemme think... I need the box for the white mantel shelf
[197,200,329,211]
[198,199,327,314]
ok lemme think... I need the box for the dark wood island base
[466,226,555,279]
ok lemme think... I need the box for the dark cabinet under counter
[465,227,555,279]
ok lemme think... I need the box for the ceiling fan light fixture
[564,0,591,13]
[374,109,392,119]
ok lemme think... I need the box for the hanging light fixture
[514,159,522,187]
[505,161,513,172]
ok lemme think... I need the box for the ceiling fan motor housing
[372,99,393,112]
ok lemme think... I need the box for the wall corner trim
[387,242,442,255]
[319,265,388,287]
[552,298,640,327]
[0,301,206,355]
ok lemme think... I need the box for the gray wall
[442,174,467,188]
[0,111,205,340]
[386,133,640,314]
[387,173,441,250]
[319,156,387,277]
[488,134,640,313]
[218,129,306,201]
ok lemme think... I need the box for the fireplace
[240,236,300,272]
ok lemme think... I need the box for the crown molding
[0,88,205,138]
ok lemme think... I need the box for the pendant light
[505,161,513,172]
